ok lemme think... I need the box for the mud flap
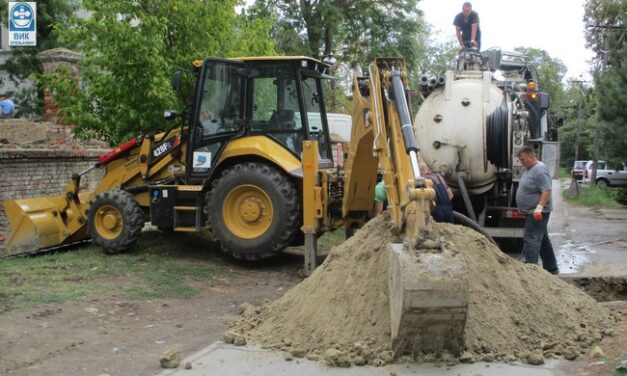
[388,241,468,358]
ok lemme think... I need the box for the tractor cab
[186,56,335,181]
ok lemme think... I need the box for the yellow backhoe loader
[3,56,468,358]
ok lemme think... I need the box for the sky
[420,0,594,81]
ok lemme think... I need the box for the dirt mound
[230,214,615,366]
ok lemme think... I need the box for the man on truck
[453,2,481,50]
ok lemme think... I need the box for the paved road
[551,179,627,276]
[160,343,560,376]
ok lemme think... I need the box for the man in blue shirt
[515,147,559,274]
[0,96,16,118]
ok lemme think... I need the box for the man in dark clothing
[420,163,454,223]
[515,147,559,274]
[453,2,481,50]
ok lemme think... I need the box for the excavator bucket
[388,194,469,358]
[2,192,92,258]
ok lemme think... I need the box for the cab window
[197,62,244,137]
[251,62,303,155]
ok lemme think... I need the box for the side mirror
[171,71,182,93]
[164,110,178,120]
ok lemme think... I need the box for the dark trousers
[522,212,558,273]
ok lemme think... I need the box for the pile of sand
[229,214,615,366]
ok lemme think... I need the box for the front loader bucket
[2,192,92,257]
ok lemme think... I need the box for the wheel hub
[223,185,273,239]
[95,205,123,240]
[102,212,120,230]
[240,197,266,223]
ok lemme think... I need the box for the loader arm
[2,129,186,257]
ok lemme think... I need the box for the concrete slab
[160,342,560,376]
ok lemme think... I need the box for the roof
[236,56,326,66]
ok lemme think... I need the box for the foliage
[513,47,567,107]
[0,0,78,117]
[46,0,275,144]
[247,0,426,72]
[417,37,458,77]
[584,0,626,163]
[557,83,597,166]
[564,185,623,207]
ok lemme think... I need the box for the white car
[582,160,627,187]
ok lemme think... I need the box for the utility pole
[591,36,610,186]
[571,80,586,162]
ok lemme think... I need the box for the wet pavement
[551,179,627,276]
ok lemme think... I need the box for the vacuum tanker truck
[415,48,559,245]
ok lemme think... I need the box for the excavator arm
[342,58,433,243]
[341,58,469,359]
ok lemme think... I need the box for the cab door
[187,58,246,180]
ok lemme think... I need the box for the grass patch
[0,230,226,310]
[559,167,572,180]
[564,185,624,207]
[318,229,346,250]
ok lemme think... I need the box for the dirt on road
[0,255,302,376]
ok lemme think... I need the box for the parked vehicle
[582,160,627,187]
[571,160,587,181]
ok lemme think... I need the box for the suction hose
[486,99,509,168]
[453,211,496,245]
[457,172,477,222]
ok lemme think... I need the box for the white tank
[414,72,508,195]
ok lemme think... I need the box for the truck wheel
[596,178,609,187]
[205,162,301,260]
[87,190,144,254]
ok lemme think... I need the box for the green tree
[47,0,274,144]
[247,0,425,72]
[0,0,78,116]
[557,83,597,166]
[584,0,626,162]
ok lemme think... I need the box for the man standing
[515,147,559,274]
[453,2,481,50]
[0,96,16,118]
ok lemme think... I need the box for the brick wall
[0,120,109,239]
[0,149,106,237]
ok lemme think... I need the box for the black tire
[596,178,609,187]
[87,190,144,254]
[205,162,301,260]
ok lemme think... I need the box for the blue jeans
[522,212,558,273]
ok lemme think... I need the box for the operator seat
[269,110,295,129]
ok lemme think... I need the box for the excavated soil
[230,213,617,366]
